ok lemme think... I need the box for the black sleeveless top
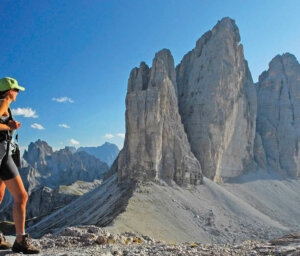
[0,99,15,140]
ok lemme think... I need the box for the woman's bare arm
[0,123,10,131]
[0,99,10,117]
[0,98,15,131]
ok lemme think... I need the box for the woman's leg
[0,178,5,204]
[3,175,28,242]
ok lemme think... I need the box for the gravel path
[1,225,299,255]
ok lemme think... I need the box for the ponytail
[0,90,10,99]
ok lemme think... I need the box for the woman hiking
[0,77,40,254]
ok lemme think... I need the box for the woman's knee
[0,191,4,204]
[14,191,28,204]
[3,175,27,204]
[0,180,5,204]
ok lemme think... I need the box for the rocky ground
[1,225,300,255]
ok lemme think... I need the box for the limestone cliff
[256,53,300,178]
[110,49,203,186]
[176,17,257,181]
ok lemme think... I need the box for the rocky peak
[259,53,299,83]
[194,18,240,57]
[64,146,77,154]
[150,49,177,87]
[77,142,120,167]
[271,53,298,67]
[56,146,73,156]
[127,61,150,92]
[110,48,203,186]
[22,140,110,188]
[212,17,240,42]
[256,53,300,178]
[23,139,53,167]
[176,17,257,181]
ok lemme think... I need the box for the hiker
[0,77,40,254]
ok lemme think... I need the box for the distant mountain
[22,142,109,187]
[65,146,77,154]
[23,139,53,167]
[77,142,120,167]
[0,140,109,223]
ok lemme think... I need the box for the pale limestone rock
[253,133,267,169]
[111,49,202,186]
[176,17,257,181]
[256,53,300,178]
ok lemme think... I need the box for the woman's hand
[7,120,21,130]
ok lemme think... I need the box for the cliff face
[176,17,257,181]
[256,53,300,178]
[110,49,203,187]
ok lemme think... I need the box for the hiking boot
[0,231,12,249]
[12,233,40,254]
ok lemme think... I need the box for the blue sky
[0,0,299,154]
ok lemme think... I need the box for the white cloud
[31,123,45,130]
[52,97,74,103]
[117,133,125,138]
[104,134,114,139]
[12,108,38,118]
[70,139,80,145]
[59,124,70,128]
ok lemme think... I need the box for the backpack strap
[8,107,13,121]
[3,108,14,163]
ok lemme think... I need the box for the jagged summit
[194,17,240,54]
[110,48,203,186]
[23,139,53,167]
[127,61,150,92]
[176,16,256,181]
[77,142,120,167]
[150,49,176,85]
[271,52,298,63]
[259,53,299,82]
[256,52,300,178]
[64,146,77,153]
[213,17,240,41]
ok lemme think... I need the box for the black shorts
[0,154,20,181]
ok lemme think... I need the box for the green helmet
[0,77,25,92]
